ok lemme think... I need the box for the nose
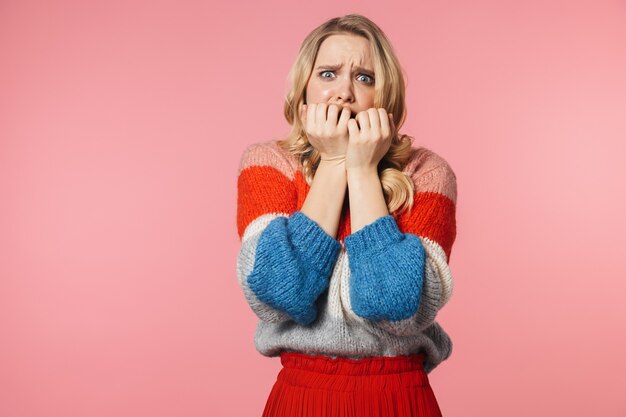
[331,76,355,104]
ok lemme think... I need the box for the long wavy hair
[277,14,416,215]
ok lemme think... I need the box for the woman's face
[305,33,376,118]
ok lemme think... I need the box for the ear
[300,104,307,122]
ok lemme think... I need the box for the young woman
[236,13,457,417]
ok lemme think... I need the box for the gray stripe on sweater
[253,289,452,374]
[253,250,452,374]
[236,213,292,323]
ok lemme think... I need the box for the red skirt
[261,351,443,417]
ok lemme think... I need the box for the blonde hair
[277,13,416,215]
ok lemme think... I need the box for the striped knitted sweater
[236,139,457,374]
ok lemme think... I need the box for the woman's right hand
[300,103,351,160]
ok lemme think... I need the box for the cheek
[305,80,332,102]
[356,90,376,109]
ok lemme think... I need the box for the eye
[358,74,375,84]
[319,70,334,78]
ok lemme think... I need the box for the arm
[344,162,457,336]
[236,143,344,325]
[300,159,348,239]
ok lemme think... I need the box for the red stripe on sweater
[237,165,297,240]
[396,192,456,262]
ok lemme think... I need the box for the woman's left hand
[346,108,395,171]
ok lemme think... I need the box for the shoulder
[402,146,456,179]
[402,146,457,204]
[238,139,300,181]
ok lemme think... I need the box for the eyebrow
[315,63,375,76]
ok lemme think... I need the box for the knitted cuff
[288,211,342,275]
[344,215,404,255]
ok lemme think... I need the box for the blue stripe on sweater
[344,215,426,321]
[247,211,342,326]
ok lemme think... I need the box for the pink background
[2,0,626,416]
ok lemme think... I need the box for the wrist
[319,155,346,168]
[347,164,378,179]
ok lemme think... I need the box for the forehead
[315,34,372,65]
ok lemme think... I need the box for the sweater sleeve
[236,143,342,326]
[343,162,457,337]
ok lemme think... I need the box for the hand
[346,108,395,171]
[300,103,351,160]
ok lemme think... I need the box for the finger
[337,106,350,128]
[316,103,327,124]
[327,104,339,125]
[367,108,380,133]
[356,111,370,130]
[379,108,390,138]
[348,118,359,138]
[307,103,316,129]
